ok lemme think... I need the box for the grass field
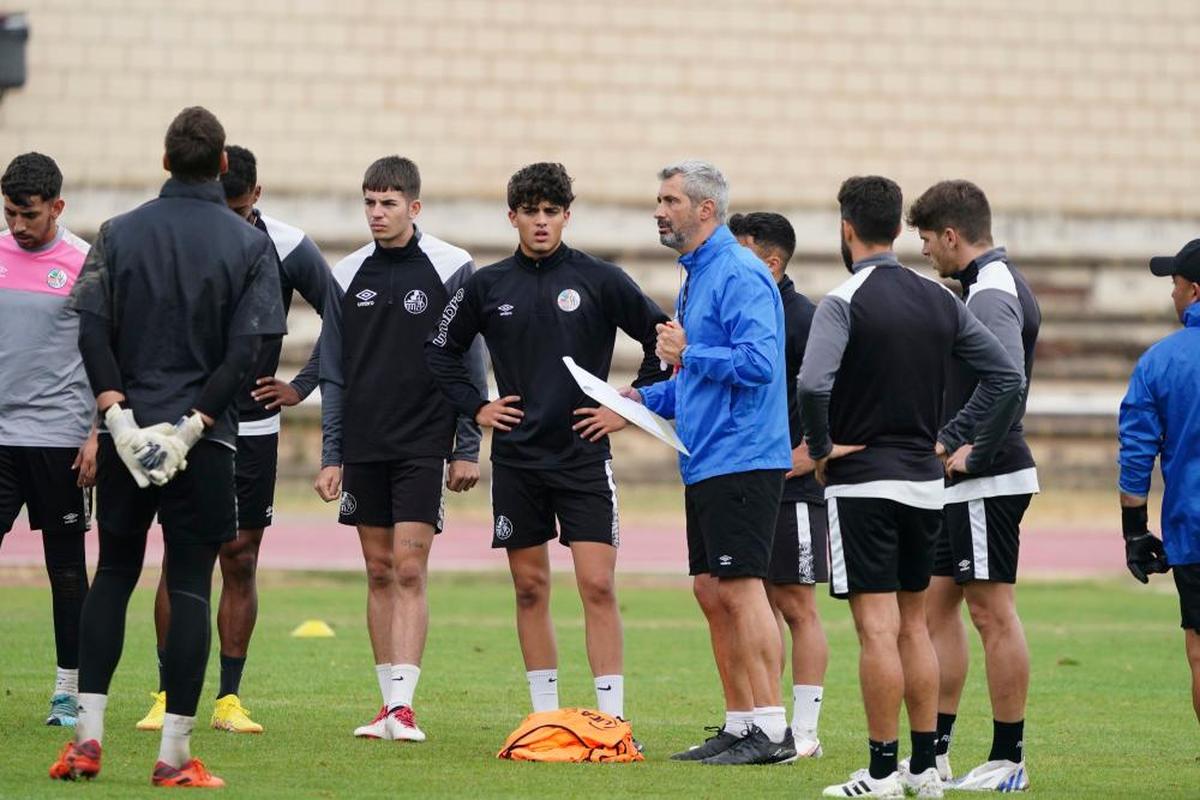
[0,572,1195,798]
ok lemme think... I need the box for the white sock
[374,663,392,706]
[527,669,559,713]
[388,664,420,710]
[55,667,79,697]
[76,693,107,744]
[594,674,624,718]
[754,706,788,744]
[158,713,194,768]
[725,709,754,737]
[791,684,823,738]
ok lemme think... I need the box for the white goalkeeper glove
[146,412,206,484]
[104,404,170,489]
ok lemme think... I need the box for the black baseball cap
[1150,239,1200,282]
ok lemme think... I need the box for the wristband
[1121,504,1149,539]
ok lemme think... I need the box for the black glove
[1122,505,1169,584]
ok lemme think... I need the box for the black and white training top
[797,252,1024,510]
[236,212,330,436]
[941,247,1041,503]
[318,227,486,467]
[425,243,669,471]
[778,275,824,505]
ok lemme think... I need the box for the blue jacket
[639,225,791,485]
[1118,302,1200,565]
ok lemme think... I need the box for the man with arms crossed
[0,152,96,727]
[727,211,836,759]
[629,161,796,765]
[50,106,286,787]
[1117,239,1200,732]
[799,176,1023,798]
[316,156,484,742]
[139,144,330,735]
[907,180,1041,791]
[427,162,667,723]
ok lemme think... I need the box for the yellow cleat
[136,691,165,731]
[211,694,263,734]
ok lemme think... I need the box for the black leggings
[78,527,220,717]
[0,530,89,670]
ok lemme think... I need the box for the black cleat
[701,726,796,765]
[669,725,741,761]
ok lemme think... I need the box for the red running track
[0,514,1123,577]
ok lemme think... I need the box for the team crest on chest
[557,289,581,312]
[46,268,67,289]
[404,289,428,314]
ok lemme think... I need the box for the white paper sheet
[562,357,690,456]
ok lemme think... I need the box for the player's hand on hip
[73,429,100,488]
[786,442,816,479]
[251,376,302,411]
[446,459,479,492]
[944,443,973,476]
[655,321,686,367]
[314,465,342,501]
[572,405,628,442]
[475,396,524,431]
[618,386,642,404]
[804,443,863,482]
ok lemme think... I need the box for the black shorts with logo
[339,458,445,531]
[1174,563,1200,631]
[686,469,784,578]
[827,496,942,598]
[768,501,830,585]
[0,445,91,535]
[490,460,619,549]
[235,433,278,530]
[96,436,235,545]
[935,494,1032,584]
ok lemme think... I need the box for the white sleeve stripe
[966,261,1019,302]
[827,265,876,302]
[332,242,374,291]
[259,214,305,262]
[417,232,472,284]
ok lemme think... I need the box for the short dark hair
[905,180,993,245]
[221,144,257,199]
[837,175,902,246]
[363,156,420,198]
[728,212,796,266]
[507,162,575,210]
[1,152,62,206]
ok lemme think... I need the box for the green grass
[0,573,1195,798]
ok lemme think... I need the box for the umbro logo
[718,554,733,566]
[498,303,514,316]
[355,289,377,307]
[62,512,79,524]
[958,559,971,571]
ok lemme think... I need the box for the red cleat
[151,757,226,788]
[49,739,102,781]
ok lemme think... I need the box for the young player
[49,106,286,788]
[137,145,330,735]
[0,152,96,727]
[426,162,667,724]
[315,156,485,742]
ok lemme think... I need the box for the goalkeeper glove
[142,412,206,486]
[1122,504,1169,584]
[104,404,168,489]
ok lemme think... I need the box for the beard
[841,238,854,273]
[659,228,686,250]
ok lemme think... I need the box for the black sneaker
[701,726,796,765]
[669,726,741,761]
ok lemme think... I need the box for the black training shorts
[827,496,941,598]
[235,433,279,531]
[939,494,1032,584]
[685,469,784,578]
[490,460,619,549]
[1174,563,1200,631]
[339,458,445,531]
[0,445,91,535]
[768,500,830,585]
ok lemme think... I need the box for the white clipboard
[562,357,690,456]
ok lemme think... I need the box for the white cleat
[353,705,391,739]
[902,766,945,798]
[384,705,426,742]
[823,768,905,798]
[949,760,1029,792]
[900,754,953,782]
[794,735,823,758]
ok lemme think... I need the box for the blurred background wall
[3,0,1198,488]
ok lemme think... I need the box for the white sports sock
[594,674,624,718]
[388,664,420,710]
[374,663,392,706]
[158,713,194,768]
[725,709,754,737]
[55,667,78,696]
[526,669,559,713]
[791,684,823,738]
[753,706,788,744]
[76,692,107,744]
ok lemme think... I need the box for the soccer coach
[625,160,796,765]
[1118,239,1200,729]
